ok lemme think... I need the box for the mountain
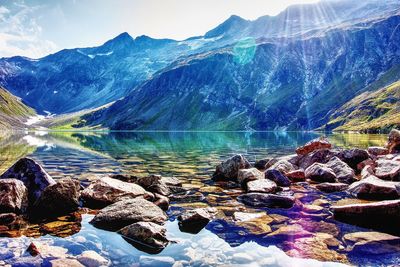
[79,13,400,130]
[0,86,36,130]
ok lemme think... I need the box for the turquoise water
[0,131,397,266]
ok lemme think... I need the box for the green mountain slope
[322,80,400,132]
[0,86,36,130]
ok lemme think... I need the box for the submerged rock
[246,179,277,193]
[265,169,291,187]
[387,129,400,154]
[296,138,332,156]
[326,157,356,184]
[316,182,348,193]
[268,224,312,239]
[119,222,168,251]
[238,193,295,208]
[0,179,28,214]
[77,250,109,267]
[347,176,400,200]
[81,177,148,208]
[237,168,264,186]
[32,178,80,218]
[91,198,167,230]
[305,163,336,183]
[374,159,400,181]
[213,154,250,181]
[0,158,55,204]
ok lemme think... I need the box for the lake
[0,131,398,266]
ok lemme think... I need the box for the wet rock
[268,160,296,174]
[368,147,389,156]
[316,182,348,193]
[374,159,400,181]
[119,222,168,251]
[77,250,109,267]
[297,148,340,169]
[0,158,55,204]
[254,158,272,170]
[213,154,250,181]
[344,231,400,255]
[154,193,169,210]
[296,138,332,156]
[32,178,80,218]
[81,177,148,208]
[237,168,264,186]
[170,191,205,203]
[305,163,336,183]
[265,169,291,187]
[91,198,167,230]
[160,176,182,187]
[297,218,340,236]
[137,175,171,196]
[50,259,84,267]
[268,224,312,239]
[0,179,28,214]
[178,208,211,234]
[326,157,356,184]
[347,176,400,200]
[387,129,400,154]
[338,148,370,170]
[234,213,273,235]
[286,169,305,182]
[139,256,175,267]
[238,193,295,208]
[246,179,277,193]
[302,204,324,214]
[109,174,138,183]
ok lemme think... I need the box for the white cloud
[0,1,58,59]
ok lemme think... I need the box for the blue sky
[0,0,319,58]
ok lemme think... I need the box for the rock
[91,198,167,230]
[265,169,291,187]
[139,256,175,267]
[246,179,277,193]
[160,176,182,187]
[233,212,266,222]
[387,129,400,154]
[238,193,295,208]
[368,147,389,156]
[81,177,148,208]
[344,231,400,255]
[254,158,272,170]
[213,154,250,181]
[316,183,348,193]
[136,175,171,196]
[237,168,264,186]
[357,159,376,173]
[154,193,170,210]
[26,242,40,256]
[297,218,340,236]
[77,250,109,267]
[28,242,69,258]
[296,138,332,156]
[50,259,84,267]
[302,205,324,214]
[268,160,296,174]
[338,148,370,170]
[297,148,340,169]
[0,158,55,204]
[178,208,211,234]
[361,165,376,179]
[268,224,312,239]
[374,159,400,181]
[0,213,17,225]
[0,179,28,213]
[285,169,305,182]
[347,176,400,200]
[326,157,356,184]
[119,222,168,250]
[170,191,205,202]
[32,178,80,217]
[305,163,336,183]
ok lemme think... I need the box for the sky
[0,0,319,59]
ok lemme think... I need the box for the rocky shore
[0,129,400,266]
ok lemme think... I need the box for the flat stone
[246,179,277,193]
[296,138,332,156]
[368,147,389,156]
[348,176,400,200]
[234,212,273,235]
[268,224,312,239]
[81,177,148,208]
[297,218,340,237]
[265,169,291,187]
[91,198,167,230]
[344,231,400,255]
[213,154,250,181]
[0,179,28,214]
[238,193,295,208]
[285,169,305,182]
[119,222,168,250]
[375,160,400,181]
[50,258,84,267]
[0,158,55,204]
[326,157,356,184]
[316,183,348,193]
[233,212,266,222]
[305,163,336,183]
[237,168,264,186]
[77,250,109,267]
[302,205,324,214]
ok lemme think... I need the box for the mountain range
[0,0,399,131]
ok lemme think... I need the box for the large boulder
[178,208,211,234]
[237,168,264,186]
[212,154,250,181]
[268,160,296,174]
[119,222,168,251]
[254,158,273,170]
[246,179,277,193]
[338,148,370,170]
[326,157,356,184]
[296,138,332,156]
[265,169,291,187]
[305,163,337,183]
[136,175,171,196]
[0,179,28,214]
[238,193,295,208]
[90,198,167,230]
[374,160,400,181]
[31,178,80,218]
[0,158,55,204]
[347,176,400,200]
[297,149,340,169]
[387,129,400,154]
[81,177,148,208]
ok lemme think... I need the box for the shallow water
[0,131,398,266]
